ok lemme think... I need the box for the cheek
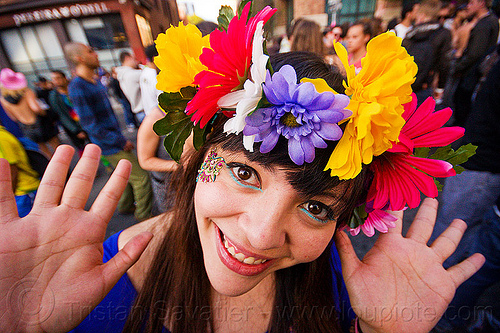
[292,227,336,263]
[194,181,239,218]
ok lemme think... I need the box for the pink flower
[367,95,465,211]
[348,208,398,237]
[185,3,276,128]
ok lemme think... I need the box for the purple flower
[243,65,351,165]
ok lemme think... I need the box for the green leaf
[249,94,270,116]
[428,143,477,174]
[348,204,368,229]
[413,147,430,158]
[434,178,444,191]
[153,110,194,162]
[193,123,211,151]
[217,5,235,31]
[237,0,252,18]
[154,87,199,161]
[157,86,197,112]
[454,165,465,174]
[428,145,452,160]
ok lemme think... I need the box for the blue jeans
[430,170,500,267]
[435,206,500,329]
[134,111,146,124]
[119,98,137,128]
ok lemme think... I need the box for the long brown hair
[290,20,326,56]
[124,52,367,332]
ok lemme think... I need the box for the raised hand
[335,198,485,333]
[0,144,153,333]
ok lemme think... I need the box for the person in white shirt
[393,2,420,38]
[140,45,162,116]
[115,52,146,123]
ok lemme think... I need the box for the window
[337,0,376,24]
[0,23,66,84]
[135,14,154,47]
[65,14,130,70]
[66,15,129,50]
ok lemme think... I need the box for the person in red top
[345,21,372,73]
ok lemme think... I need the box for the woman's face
[194,148,340,297]
[346,24,370,54]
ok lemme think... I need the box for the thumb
[101,231,153,288]
[334,230,361,278]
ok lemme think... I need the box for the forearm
[138,156,179,172]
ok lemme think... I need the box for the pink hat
[0,68,27,90]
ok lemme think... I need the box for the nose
[238,192,291,251]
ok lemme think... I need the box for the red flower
[185,3,276,128]
[367,95,465,211]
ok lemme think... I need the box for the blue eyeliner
[300,208,330,224]
[226,165,263,192]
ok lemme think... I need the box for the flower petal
[260,130,280,153]
[288,137,304,165]
[317,122,343,141]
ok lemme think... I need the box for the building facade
[0,0,179,83]
[253,0,402,37]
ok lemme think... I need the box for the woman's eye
[227,163,261,190]
[236,167,252,181]
[300,201,335,223]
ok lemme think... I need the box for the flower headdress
[153,1,476,236]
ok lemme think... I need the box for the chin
[206,271,264,297]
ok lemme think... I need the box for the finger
[61,145,101,209]
[0,159,18,221]
[33,145,74,209]
[385,209,404,235]
[431,219,467,263]
[406,197,439,243]
[447,253,485,288]
[89,159,131,224]
[101,231,153,289]
[334,230,362,279]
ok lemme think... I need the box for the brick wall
[294,0,325,17]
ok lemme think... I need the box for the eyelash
[300,201,336,224]
[226,163,335,223]
[227,162,262,191]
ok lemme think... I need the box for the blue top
[68,77,126,155]
[0,102,23,138]
[70,232,353,332]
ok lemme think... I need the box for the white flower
[220,20,268,152]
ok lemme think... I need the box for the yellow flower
[155,22,210,93]
[325,32,417,179]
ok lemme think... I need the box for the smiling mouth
[222,234,268,265]
[214,224,272,276]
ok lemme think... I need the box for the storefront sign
[12,2,111,26]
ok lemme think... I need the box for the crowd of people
[0,0,499,332]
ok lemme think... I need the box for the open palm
[0,145,152,333]
[335,198,485,333]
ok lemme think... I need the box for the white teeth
[222,234,267,265]
[234,253,245,262]
[243,257,255,264]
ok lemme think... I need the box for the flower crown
[153,1,476,237]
